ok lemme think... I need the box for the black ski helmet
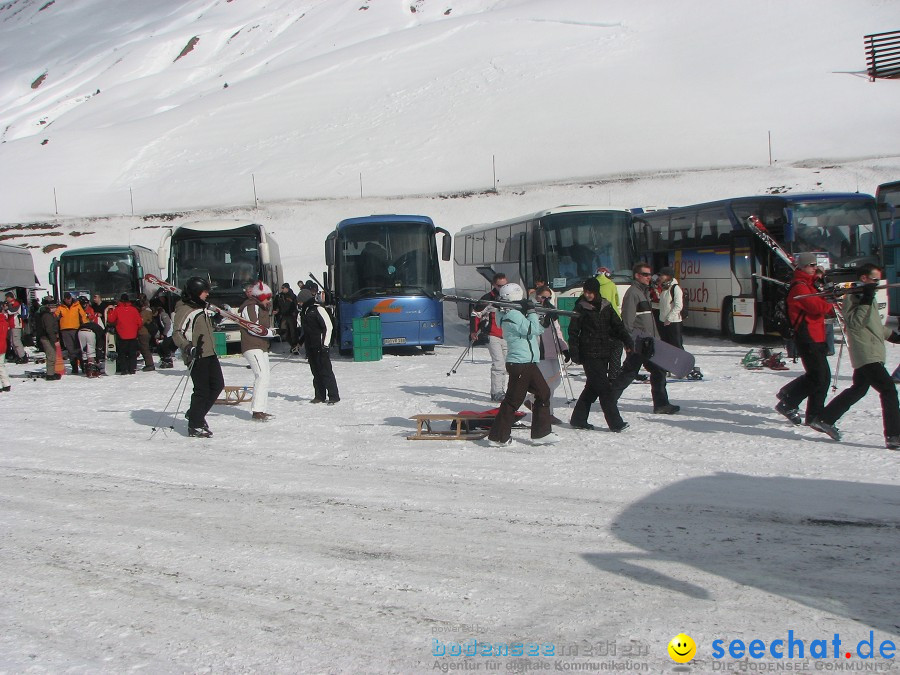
[183,276,211,303]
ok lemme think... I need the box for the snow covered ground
[1,311,898,672]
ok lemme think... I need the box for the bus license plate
[382,337,406,345]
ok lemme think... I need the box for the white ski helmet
[499,283,525,302]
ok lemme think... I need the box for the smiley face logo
[668,633,697,663]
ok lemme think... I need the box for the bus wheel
[722,298,736,339]
[421,345,435,354]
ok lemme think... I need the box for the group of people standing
[172,276,340,438]
[479,262,684,447]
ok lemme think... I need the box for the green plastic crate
[353,332,379,349]
[352,316,382,334]
[353,346,383,362]
[213,331,227,356]
[556,296,576,341]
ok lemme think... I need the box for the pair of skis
[144,274,275,338]
[439,293,578,317]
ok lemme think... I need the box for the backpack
[671,285,688,320]
[771,281,803,340]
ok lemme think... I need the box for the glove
[859,283,877,306]
[888,331,900,344]
[568,347,581,365]
[519,299,536,314]
[562,349,571,364]
[105,324,115,334]
[184,345,199,362]
[211,312,224,325]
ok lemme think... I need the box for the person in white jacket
[657,266,683,350]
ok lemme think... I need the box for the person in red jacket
[775,252,835,425]
[107,294,143,375]
[0,307,10,391]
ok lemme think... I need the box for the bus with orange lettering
[631,193,884,338]
[324,215,452,355]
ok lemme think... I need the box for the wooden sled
[215,385,253,405]
[407,413,490,441]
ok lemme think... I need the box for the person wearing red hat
[239,281,274,421]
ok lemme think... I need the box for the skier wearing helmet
[486,283,560,447]
[173,276,224,438]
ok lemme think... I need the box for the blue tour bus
[632,193,885,338]
[876,180,900,314]
[324,214,452,355]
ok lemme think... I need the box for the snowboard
[632,330,696,379]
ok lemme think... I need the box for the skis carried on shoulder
[793,281,900,300]
[439,293,577,317]
[144,274,276,338]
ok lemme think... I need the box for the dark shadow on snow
[582,473,900,633]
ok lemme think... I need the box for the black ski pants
[307,347,339,401]
[820,362,900,437]
[659,322,683,350]
[778,340,831,423]
[570,357,625,429]
[116,336,139,374]
[488,362,552,443]
[188,355,224,429]
[612,352,670,409]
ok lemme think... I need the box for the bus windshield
[788,199,880,268]
[61,253,135,299]
[172,235,260,296]
[338,222,439,299]
[542,211,635,287]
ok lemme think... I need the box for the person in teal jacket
[487,283,560,447]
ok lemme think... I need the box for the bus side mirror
[325,232,336,267]
[441,233,451,262]
[783,208,795,243]
[259,241,270,265]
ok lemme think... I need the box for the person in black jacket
[298,290,340,404]
[568,277,634,431]
[274,283,299,351]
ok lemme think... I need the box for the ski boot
[686,367,703,380]
[159,358,175,369]
[84,359,101,378]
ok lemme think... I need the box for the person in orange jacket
[107,294,143,374]
[54,292,89,374]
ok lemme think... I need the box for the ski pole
[150,359,194,437]
[447,339,475,376]
[830,301,848,391]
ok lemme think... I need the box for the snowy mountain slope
[1,0,899,220]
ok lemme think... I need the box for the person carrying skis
[173,277,224,438]
[610,263,679,414]
[77,296,106,377]
[297,289,340,404]
[486,283,559,447]
[471,273,508,401]
[808,264,900,448]
[568,277,634,431]
[774,252,834,426]
[0,303,10,392]
[239,281,274,421]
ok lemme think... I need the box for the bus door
[729,232,757,335]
